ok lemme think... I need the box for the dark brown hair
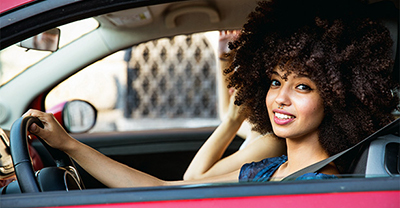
[226,0,399,156]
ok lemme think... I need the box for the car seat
[347,0,400,178]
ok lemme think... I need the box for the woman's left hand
[23,109,75,152]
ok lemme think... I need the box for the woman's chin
[271,127,287,139]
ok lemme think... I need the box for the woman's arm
[216,30,251,139]
[184,91,285,180]
[183,111,243,180]
[24,110,239,188]
[184,130,285,180]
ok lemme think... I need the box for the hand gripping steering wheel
[10,116,83,193]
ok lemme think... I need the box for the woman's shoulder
[296,172,338,180]
[239,132,281,150]
[239,156,338,181]
[242,155,287,169]
[239,155,287,181]
[297,162,339,180]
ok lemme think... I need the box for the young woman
[183,30,285,181]
[225,0,398,179]
[24,0,398,186]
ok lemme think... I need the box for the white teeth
[275,112,295,119]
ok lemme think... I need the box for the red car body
[0,0,35,13]
[47,191,399,208]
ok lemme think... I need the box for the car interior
[0,0,399,196]
[338,2,399,178]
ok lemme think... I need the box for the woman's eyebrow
[271,71,283,78]
[293,73,310,79]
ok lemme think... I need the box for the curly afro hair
[225,0,399,157]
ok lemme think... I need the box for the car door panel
[31,127,243,188]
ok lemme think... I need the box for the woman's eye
[296,84,312,91]
[271,80,281,87]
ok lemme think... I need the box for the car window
[0,18,98,86]
[45,31,221,132]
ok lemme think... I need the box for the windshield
[0,18,98,86]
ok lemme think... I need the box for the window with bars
[124,33,217,119]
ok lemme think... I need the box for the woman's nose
[274,87,291,106]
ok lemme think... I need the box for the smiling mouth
[274,112,295,119]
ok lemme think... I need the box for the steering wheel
[10,116,83,193]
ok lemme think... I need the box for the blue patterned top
[239,155,337,182]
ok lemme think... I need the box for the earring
[278,105,283,109]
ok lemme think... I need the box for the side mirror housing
[47,100,97,133]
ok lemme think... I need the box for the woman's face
[266,67,324,140]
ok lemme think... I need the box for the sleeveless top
[239,155,337,182]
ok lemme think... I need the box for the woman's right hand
[218,30,240,61]
[23,109,74,152]
[225,90,246,124]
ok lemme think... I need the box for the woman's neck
[272,132,330,179]
[287,139,329,169]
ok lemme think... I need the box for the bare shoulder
[258,133,285,146]
[238,132,286,160]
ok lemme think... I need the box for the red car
[0,0,399,207]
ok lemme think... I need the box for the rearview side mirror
[18,28,60,52]
[47,100,97,133]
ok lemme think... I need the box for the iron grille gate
[124,33,218,120]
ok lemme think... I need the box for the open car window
[45,31,221,132]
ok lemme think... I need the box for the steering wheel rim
[10,116,82,193]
